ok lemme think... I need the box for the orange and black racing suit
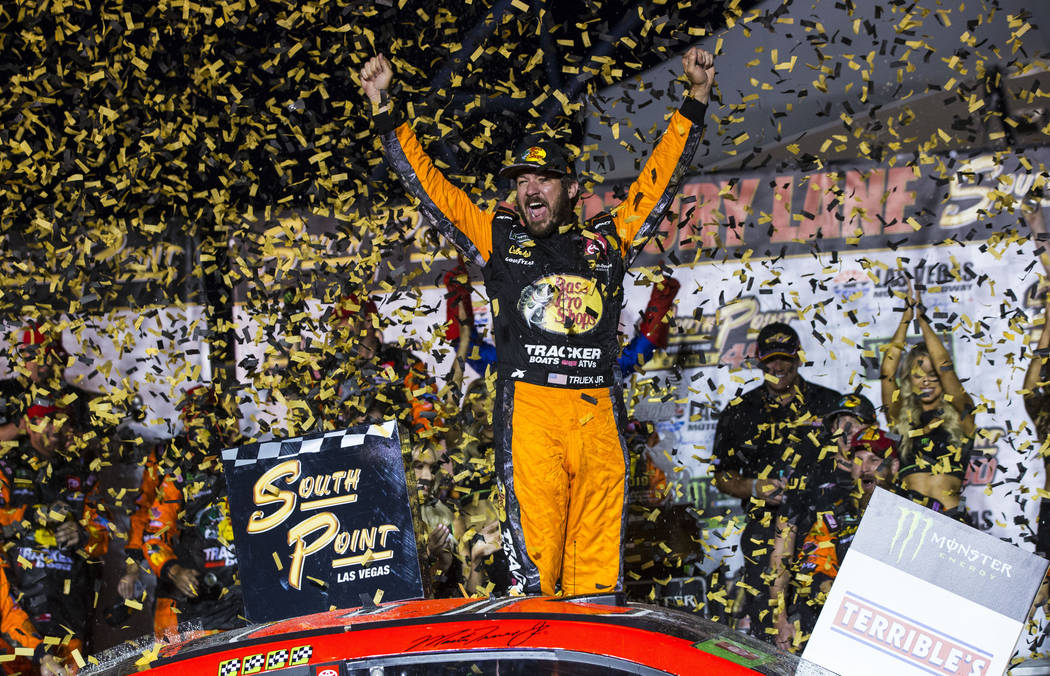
[0,564,46,673]
[125,447,162,570]
[143,439,243,638]
[0,446,108,661]
[376,97,707,595]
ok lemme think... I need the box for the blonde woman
[881,284,975,513]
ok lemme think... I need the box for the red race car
[85,595,835,675]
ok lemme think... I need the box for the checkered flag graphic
[289,644,313,665]
[266,650,288,669]
[222,421,396,468]
[241,653,265,674]
[217,658,240,676]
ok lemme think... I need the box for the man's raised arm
[360,53,393,114]
[616,46,715,261]
[359,53,493,266]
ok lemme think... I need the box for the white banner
[803,489,1048,675]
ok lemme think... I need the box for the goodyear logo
[522,146,546,163]
[888,506,933,563]
[517,274,603,336]
[841,395,861,408]
[766,332,793,344]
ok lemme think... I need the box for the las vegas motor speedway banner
[221,420,425,623]
[802,488,1049,676]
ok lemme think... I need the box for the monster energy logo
[888,506,933,563]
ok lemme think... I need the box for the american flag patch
[547,373,567,385]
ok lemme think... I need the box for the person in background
[141,386,244,639]
[410,442,460,598]
[1022,200,1050,557]
[114,444,162,621]
[711,322,840,640]
[455,484,510,598]
[772,427,899,652]
[0,404,108,667]
[0,325,96,449]
[881,282,975,516]
[0,565,68,676]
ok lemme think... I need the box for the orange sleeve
[126,450,161,555]
[0,566,40,653]
[613,104,706,257]
[142,477,183,577]
[404,358,443,436]
[81,485,110,559]
[801,517,840,578]
[383,121,495,264]
[0,468,25,529]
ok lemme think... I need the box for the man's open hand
[682,47,715,104]
[168,563,201,598]
[360,53,393,106]
[40,654,68,676]
[53,519,83,549]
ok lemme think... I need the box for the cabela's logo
[517,274,603,335]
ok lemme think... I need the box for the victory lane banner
[803,488,1048,676]
[222,420,424,623]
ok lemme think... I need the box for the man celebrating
[360,46,714,595]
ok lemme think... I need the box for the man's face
[412,447,439,503]
[851,449,896,495]
[355,329,381,363]
[514,171,578,238]
[761,356,800,394]
[26,414,69,458]
[831,414,867,470]
[19,348,59,384]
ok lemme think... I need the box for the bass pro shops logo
[517,274,603,336]
[522,146,547,163]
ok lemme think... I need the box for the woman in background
[881,283,975,515]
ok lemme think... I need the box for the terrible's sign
[222,421,424,623]
[803,489,1048,676]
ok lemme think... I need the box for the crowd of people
[6,248,1049,672]
[0,43,1047,675]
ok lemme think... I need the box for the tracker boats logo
[525,343,601,369]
